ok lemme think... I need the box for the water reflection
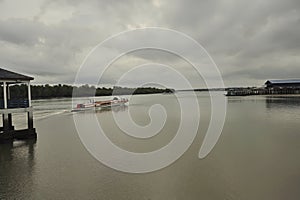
[95,105,128,114]
[264,96,300,122]
[0,139,36,199]
[265,96,300,109]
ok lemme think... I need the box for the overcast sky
[0,0,299,88]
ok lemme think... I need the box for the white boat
[72,96,128,112]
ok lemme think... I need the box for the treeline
[0,84,174,100]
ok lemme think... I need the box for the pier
[0,68,36,141]
[226,79,300,96]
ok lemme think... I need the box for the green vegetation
[0,84,174,100]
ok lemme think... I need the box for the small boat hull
[72,97,128,112]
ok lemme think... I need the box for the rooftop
[265,79,300,84]
[0,68,34,81]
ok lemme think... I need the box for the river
[0,92,300,199]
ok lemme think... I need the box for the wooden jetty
[0,68,36,142]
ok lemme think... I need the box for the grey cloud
[0,19,45,45]
[0,0,299,88]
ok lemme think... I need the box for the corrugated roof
[0,68,34,81]
[266,79,300,84]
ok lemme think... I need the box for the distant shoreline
[2,84,175,100]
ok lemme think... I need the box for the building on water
[265,79,300,88]
[0,68,36,141]
[226,79,300,96]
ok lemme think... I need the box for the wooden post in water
[27,112,33,129]
[27,82,34,130]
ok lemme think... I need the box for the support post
[27,82,31,107]
[7,85,13,130]
[27,111,33,129]
[8,113,13,130]
[3,113,9,131]
[8,84,10,100]
[3,81,7,109]
[2,82,9,131]
[27,81,33,129]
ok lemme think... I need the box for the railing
[0,99,29,109]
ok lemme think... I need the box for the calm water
[1,92,300,199]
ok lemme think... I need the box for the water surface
[0,93,300,199]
